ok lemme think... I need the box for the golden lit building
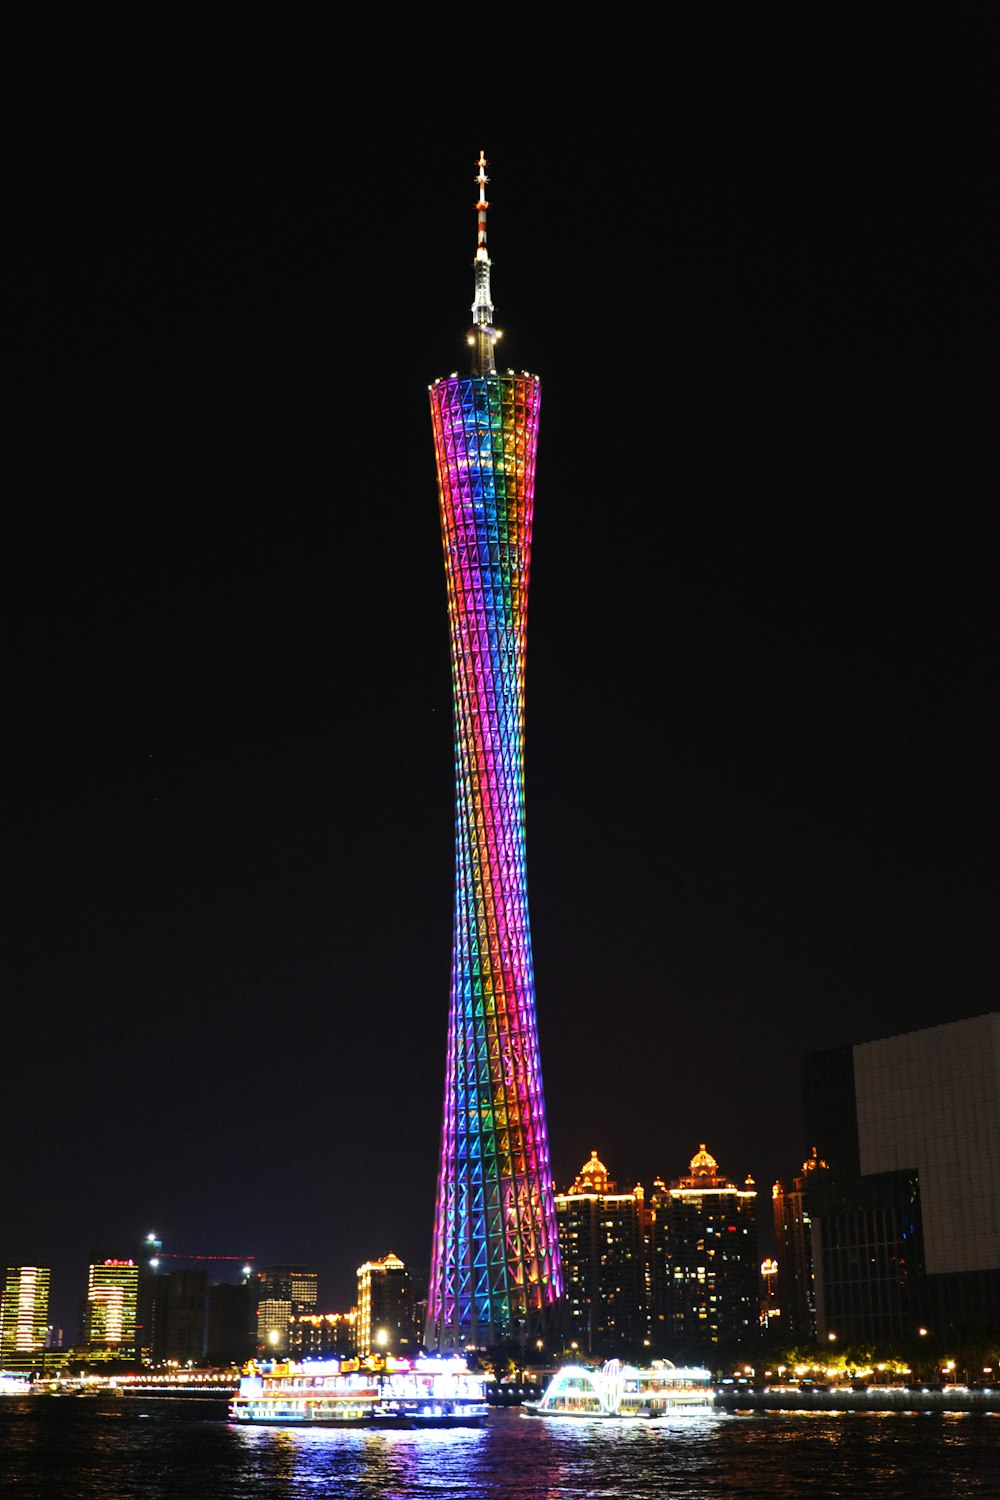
[555,1152,650,1356]
[650,1145,758,1358]
[86,1260,139,1354]
[0,1266,51,1371]
[257,1298,292,1355]
[356,1253,415,1357]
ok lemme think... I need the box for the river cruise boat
[229,1355,488,1428]
[525,1359,714,1420]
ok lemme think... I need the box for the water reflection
[234,1422,495,1499]
[232,1405,1000,1500]
[3,1401,998,1500]
[231,1408,728,1499]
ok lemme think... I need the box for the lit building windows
[86,1260,139,1353]
[0,1267,50,1370]
[650,1146,758,1359]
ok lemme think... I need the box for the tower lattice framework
[426,154,562,1349]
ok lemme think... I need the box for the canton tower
[426,154,562,1349]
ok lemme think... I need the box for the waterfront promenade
[715,1382,1000,1413]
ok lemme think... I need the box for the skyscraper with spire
[426,154,562,1349]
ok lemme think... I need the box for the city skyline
[7,11,997,1338]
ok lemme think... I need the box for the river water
[2,1398,999,1499]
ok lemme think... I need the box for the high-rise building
[206,1279,257,1367]
[255,1264,318,1312]
[255,1264,318,1355]
[800,1013,1000,1339]
[357,1253,415,1357]
[290,1310,357,1359]
[134,1232,163,1363]
[135,1239,256,1366]
[0,1266,50,1371]
[772,1147,828,1341]
[426,153,561,1350]
[86,1260,139,1354]
[256,1297,292,1356]
[554,1152,649,1356]
[153,1270,209,1364]
[650,1145,758,1358]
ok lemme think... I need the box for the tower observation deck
[426,155,562,1349]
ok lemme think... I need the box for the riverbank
[715,1384,1000,1413]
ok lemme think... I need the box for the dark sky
[6,9,998,1336]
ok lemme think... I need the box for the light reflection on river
[1,1399,999,1499]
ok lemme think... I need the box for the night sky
[7,10,998,1337]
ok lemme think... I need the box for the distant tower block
[426,153,562,1349]
[0,1266,50,1370]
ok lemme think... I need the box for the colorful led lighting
[425,160,561,1347]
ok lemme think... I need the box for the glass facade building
[801,1013,1000,1338]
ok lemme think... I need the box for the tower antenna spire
[428,162,559,1351]
[470,149,497,374]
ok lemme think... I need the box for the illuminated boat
[229,1355,488,1428]
[525,1359,714,1419]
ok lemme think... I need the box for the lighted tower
[426,154,562,1349]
